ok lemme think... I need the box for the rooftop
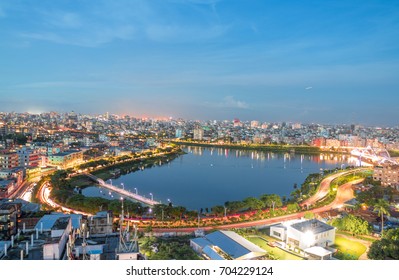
[291,219,335,234]
[52,217,70,230]
[194,230,266,260]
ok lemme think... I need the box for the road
[152,174,366,233]
[38,182,92,216]
[301,168,367,207]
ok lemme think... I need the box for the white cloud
[0,6,5,18]
[218,96,249,109]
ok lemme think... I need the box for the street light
[121,183,124,190]
[109,179,112,185]
[224,206,227,218]
[134,188,138,195]
[150,193,153,201]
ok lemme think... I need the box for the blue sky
[0,0,398,125]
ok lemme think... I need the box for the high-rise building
[175,129,183,139]
[193,127,204,140]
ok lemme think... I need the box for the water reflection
[84,146,357,210]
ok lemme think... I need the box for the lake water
[83,146,356,210]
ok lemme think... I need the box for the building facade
[373,164,399,189]
[48,150,83,169]
[0,152,19,169]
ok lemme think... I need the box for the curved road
[37,168,368,232]
[38,182,92,216]
[152,173,367,233]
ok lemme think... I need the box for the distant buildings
[193,127,204,141]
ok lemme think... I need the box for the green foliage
[243,197,265,210]
[140,237,201,260]
[260,194,282,208]
[211,205,225,217]
[373,199,391,234]
[368,229,399,260]
[286,202,300,213]
[224,200,245,213]
[330,214,371,235]
[303,211,315,219]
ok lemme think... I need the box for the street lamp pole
[134,188,138,195]
[121,183,124,190]
[150,193,153,201]
[224,206,227,218]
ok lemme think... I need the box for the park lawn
[247,237,303,260]
[333,236,367,260]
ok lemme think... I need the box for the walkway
[84,173,159,206]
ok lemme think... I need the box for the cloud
[20,24,136,47]
[218,96,249,109]
[146,24,228,42]
[43,12,82,29]
[0,6,5,18]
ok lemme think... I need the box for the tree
[243,197,265,210]
[368,229,399,260]
[331,214,371,235]
[224,201,245,213]
[260,194,282,210]
[374,199,390,234]
[211,205,225,217]
[286,203,300,213]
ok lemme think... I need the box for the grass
[247,236,303,260]
[336,230,377,243]
[333,236,367,260]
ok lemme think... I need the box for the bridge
[83,173,160,206]
[351,146,397,165]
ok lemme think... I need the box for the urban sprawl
[1,111,398,261]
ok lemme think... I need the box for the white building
[270,219,336,259]
[193,128,204,141]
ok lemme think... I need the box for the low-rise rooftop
[291,219,334,234]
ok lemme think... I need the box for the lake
[83,146,356,210]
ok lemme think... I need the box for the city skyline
[1,0,399,125]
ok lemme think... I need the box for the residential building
[0,152,19,169]
[373,164,399,190]
[190,230,266,260]
[193,127,204,141]
[270,219,336,259]
[0,203,20,239]
[48,150,83,169]
[16,147,40,167]
[42,217,73,260]
[88,211,113,235]
[0,180,16,198]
